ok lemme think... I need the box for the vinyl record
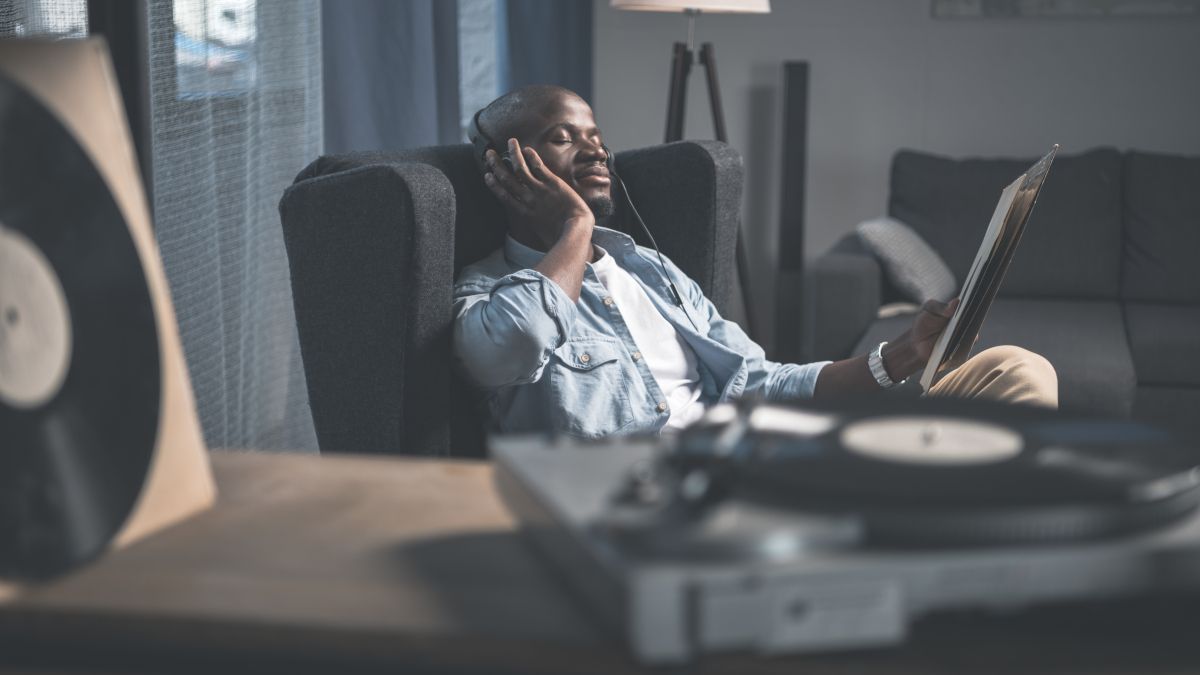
[675,398,1200,547]
[0,74,160,580]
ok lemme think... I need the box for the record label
[0,223,73,409]
[840,416,1023,465]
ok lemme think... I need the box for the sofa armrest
[807,239,883,361]
[279,162,455,456]
[613,141,743,317]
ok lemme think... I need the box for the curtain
[324,0,593,152]
[321,0,460,154]
[501,0,592,103]
[458,0,501,135]
[147,0,321,452]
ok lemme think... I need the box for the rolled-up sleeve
[453,269,578,390]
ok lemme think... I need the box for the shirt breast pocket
[549,338,638,438]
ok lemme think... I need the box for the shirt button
[580,353,591,364]
[656,402,668,413]
[632,351,642,361]
[603,297,615,307]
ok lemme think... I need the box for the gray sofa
[278,141,743,457]
[809,148,1200,434]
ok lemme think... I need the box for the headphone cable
[612,168,700,331]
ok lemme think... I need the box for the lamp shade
[611,0,770,13]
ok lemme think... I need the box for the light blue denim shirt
[452,226,830,439]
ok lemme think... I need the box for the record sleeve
[0,71,160,579]
[0,39,215,589]
[919,146,1058,391]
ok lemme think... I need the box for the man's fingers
[922,297,958,318]
[486,149,534,202]
[506,138,537,184]
[523,147,553,182]
[483,171,530,214]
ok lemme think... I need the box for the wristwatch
[868,341,901,389]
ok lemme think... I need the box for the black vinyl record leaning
[671,397,1200,548]
[0,74,160,580]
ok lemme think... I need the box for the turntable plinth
[0,451,1196,674]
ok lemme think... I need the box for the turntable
[492,398,1200,664]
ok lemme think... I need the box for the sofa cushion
[1123,303,1200,387]
[853,299,1135,417]
[889,148,1123,300]
[1121,151,1200,302]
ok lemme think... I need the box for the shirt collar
[503,225,638,269]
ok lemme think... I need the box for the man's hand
[881,297,960,381]
[483,139,594,249]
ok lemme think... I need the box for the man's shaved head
[476,84,584,144]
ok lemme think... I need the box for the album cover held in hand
[919,145,1059,392]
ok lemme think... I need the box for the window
[172,0,257,98]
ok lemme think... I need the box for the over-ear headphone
[469,107,619,175]
[468,107,513,173]
[468,105,694,324]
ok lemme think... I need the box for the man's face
[515,95,613,218]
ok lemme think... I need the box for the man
[454,85,1056,439]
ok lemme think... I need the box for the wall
[593,0,1200,353]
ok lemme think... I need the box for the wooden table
[1,451,1198,674]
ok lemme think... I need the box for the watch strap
[869,341,899,389]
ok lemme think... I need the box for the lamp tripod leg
[664,42,691,143]
[699,42,727,143]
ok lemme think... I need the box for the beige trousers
[927,346,1059,409]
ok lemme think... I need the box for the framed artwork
[932,0,1200,18]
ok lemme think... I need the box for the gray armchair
[278,141,744,457]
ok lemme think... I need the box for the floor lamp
[612,0,771,339]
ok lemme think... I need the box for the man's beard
[587,194,615,219]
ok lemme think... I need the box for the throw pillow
[855,217,957,303]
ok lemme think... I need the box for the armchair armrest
[806,235,883,361]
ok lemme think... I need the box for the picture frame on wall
[932,0,1200,18]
